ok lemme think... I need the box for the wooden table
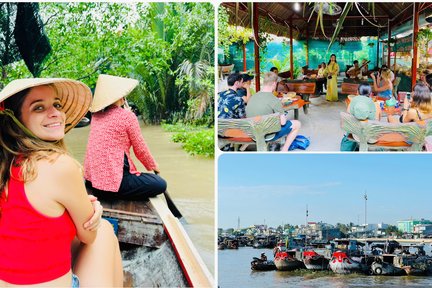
[280,95,308,120]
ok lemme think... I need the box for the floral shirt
[217,89,246,119]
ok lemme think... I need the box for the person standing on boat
[0,78,123,287]
[325,54,339,102]
[84,74,167,201]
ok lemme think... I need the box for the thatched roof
[221,2,432,40]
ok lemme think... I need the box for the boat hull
[274,252,304,271]
[303,251,329,270]
[329,251,361,274]
[251,260,276,271]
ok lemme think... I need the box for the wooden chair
[218,113,282,151]
[284,81,316,114]
[219,64,234,79]
[341,82,359,95]
[340,111,426,151]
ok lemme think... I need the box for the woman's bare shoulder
[37,153,82,177]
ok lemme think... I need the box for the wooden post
[306,24,309,66]
[393,39,397,71]
[253,3,260,91]
[290,18,294,79]
[411,3,419,90]
[387,19,392,66]
[242,43,247,72]
[376,31,380,68]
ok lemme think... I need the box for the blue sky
[218,154,432,229]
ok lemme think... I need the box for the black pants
[86,155,167,201]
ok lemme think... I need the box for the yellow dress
[326,62,339,102]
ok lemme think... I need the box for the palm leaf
[327,3,353,50]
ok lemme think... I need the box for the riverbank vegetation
[1,2,214,156]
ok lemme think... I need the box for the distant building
[414,224,432,237]
[398,219,432,233]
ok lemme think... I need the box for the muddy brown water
[65,124,215,276]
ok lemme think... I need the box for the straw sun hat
[89,74,139,113]
[0,78,92,133]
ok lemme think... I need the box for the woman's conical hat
[90,74,139,113]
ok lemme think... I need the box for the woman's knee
[291,120,301,130]
[154,175,167,194]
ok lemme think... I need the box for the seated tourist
[380,65,395,82]
[371,68,393,100]
[389,82,432,123]
[316,62,327,94]
[270,66,282,82]
[297,66,309,80]
[236,73,254,103]
[245,72,301,152]
[419,70,431,90]
[348,93,378,121]
[347,84,381,121]
[218,73,245,119]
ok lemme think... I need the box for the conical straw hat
[0,78,92,133]
[90,74,139,113]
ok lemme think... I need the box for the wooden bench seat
[340,111,430,151]
[341,82,359,95]
[218,113,282,151]
[283,81,316,114]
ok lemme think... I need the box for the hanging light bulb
[294,3,301,12]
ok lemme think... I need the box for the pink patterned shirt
[84,106,157,192]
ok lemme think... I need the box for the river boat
[250,258,277,271]
[303,250,329,270]
[370,255,405,276]
[393,254,432,276]
[98,196,214,287]
[274,250,305,271]
[329,251,361,274]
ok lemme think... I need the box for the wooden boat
[274,250,304,271]
[370,255,404,276]
[303,250,329,270]
[250,258,276,271]
[99,195,214,287]
[393,254,432,276]
[329,251,361,274]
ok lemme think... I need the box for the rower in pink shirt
[84,74,166,200]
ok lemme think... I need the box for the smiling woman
[0,78,123,287]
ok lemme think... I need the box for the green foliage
[2,3,214,125]
[162,123,214,157]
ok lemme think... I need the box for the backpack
[289,135,310,151]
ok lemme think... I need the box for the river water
[219,247,432,288]
[64,124,214,275]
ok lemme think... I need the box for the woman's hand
[153,168,160,175]
[83,195,103,231]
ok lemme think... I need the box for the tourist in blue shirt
[218,73,246,119]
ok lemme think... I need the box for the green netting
[221,37,379,77]
[0,3,51,77]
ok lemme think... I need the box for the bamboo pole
[253,3,260,91]
[387,19,392,66]
[242,43,247,72]
[411,3,419,90]
[290,18,294,79]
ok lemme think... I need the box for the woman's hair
[328,54,337,65]
[0,85,67,195]
[380,69,392,81]
[321,62,326,67]
[358,84,372,96]
[411,82,432,114]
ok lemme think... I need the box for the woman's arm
[52,155,97,244]
[126,111,158,172]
